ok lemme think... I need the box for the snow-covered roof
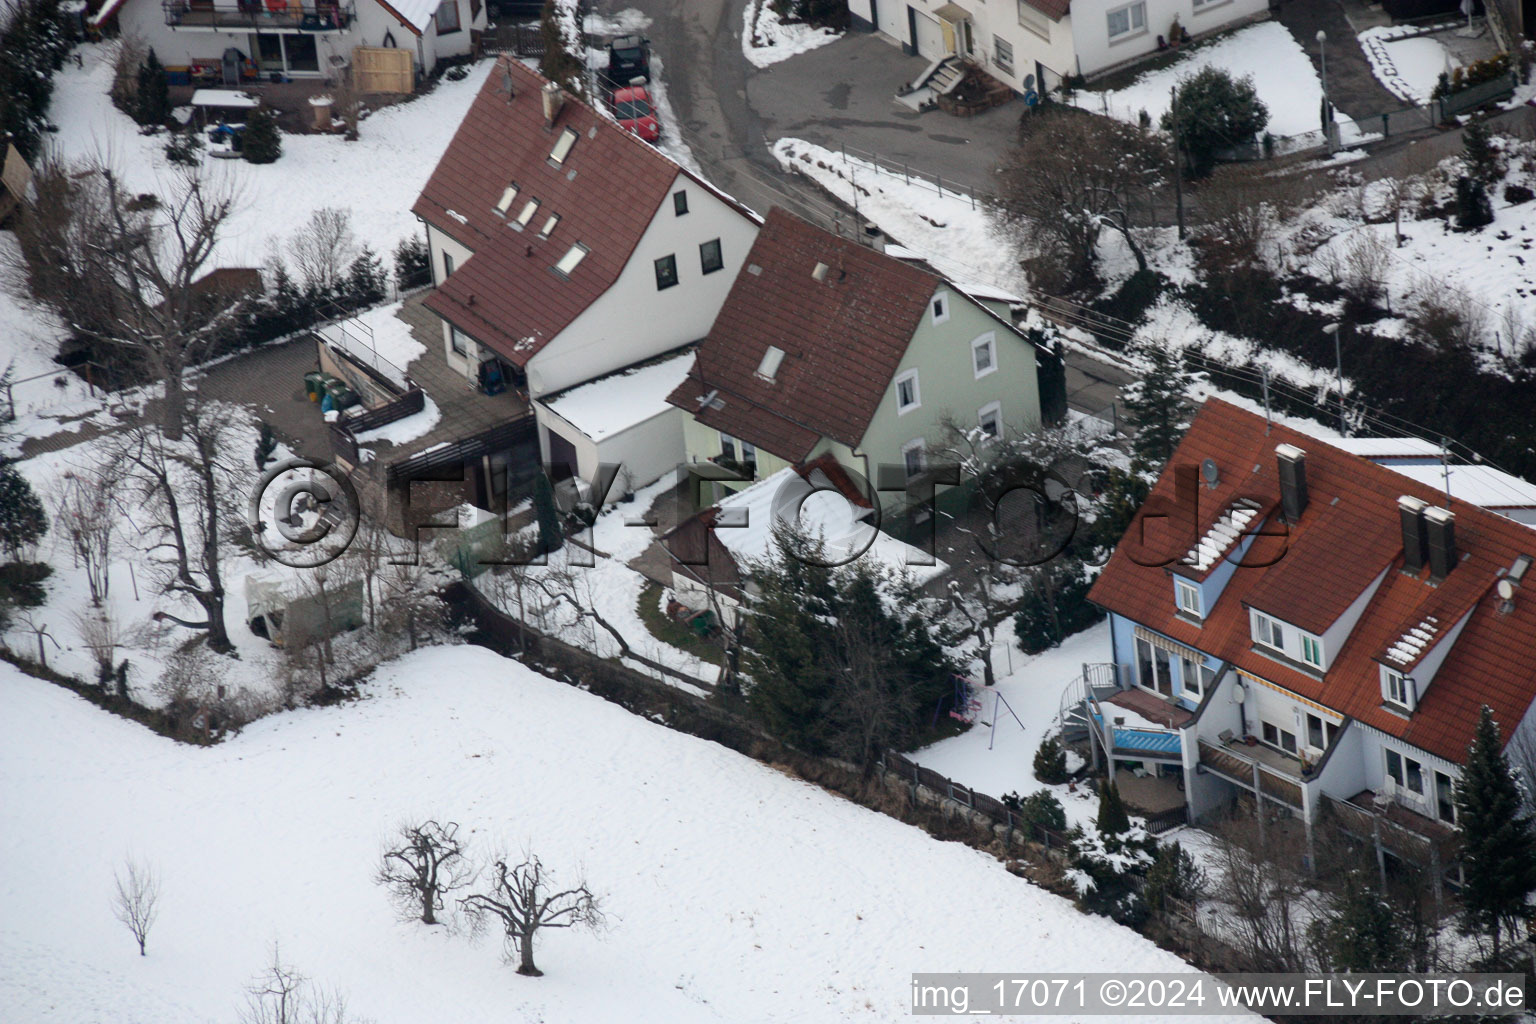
[1388,464,1536,510]
[713,468,946,580]
[953,279,1025,305]
[543,352,696,442]
[1183,498,1262,573]
[377,0,438,33]
[1326,436,1441,459]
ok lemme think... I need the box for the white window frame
[1385,748,1426,795]
[1434,770,1457,824]
[1179,654,1203,697]
[494,182,519,215]
[930,293,949,325]
[434,0,461,33]
[449,324,470,356]
[894,369,921,414]
[1382,666,1412,710]
[1261,720,1298,756]
[549,126,579,165]
[442,251,454,282]
[993,34,1015,73]
[1017,0,1050,39]
[538,213,560,239]
[554,242,588,276]
[1300,633,1324,669]
[971,332,997,379]
[977,400,1002,439]
[1253,611,1284,652]
[901,438,927,480]
[756,345,785,382]
[1106,0,1146,40]
[1175,578,1202,618]
[513,197,540,228]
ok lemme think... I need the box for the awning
[1234,668,1340,718]
[932,2,970,22]
[1133,625,1203,665]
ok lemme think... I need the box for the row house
[1084,399,1536,884]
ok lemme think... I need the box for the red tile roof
[1088,398,1536,764]
[665,208,943,460]
[412,58,744,366]
[1022,0,1070,20]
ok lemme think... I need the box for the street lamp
[1316,30,1333,150]
[1323,322,1346,435]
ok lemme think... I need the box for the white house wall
[1352,721,1462,824]
[424,222,480,377]
[1068,0,1267,78]
[114,0,476,79]
[523,173,760,399]
[535,402,687,498]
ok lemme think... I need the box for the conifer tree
[134,49,170,126]
[1455,706,1536,961]
[241,105,282,164]
[1096,779,1131,836]
[1462,115,1501,186]
[0,459,47,561]
[1122,345,1193,471]
[1310,873,1409,971]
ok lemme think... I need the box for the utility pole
[1170,85,1186,240]
[1261,365,1272,432]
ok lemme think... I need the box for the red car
[613,86,661,143]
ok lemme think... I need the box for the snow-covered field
[1358,24,1457,105]
[0,649,1255,1024]
[741,0,843,68]
[1074,22,1364,142]
[45,43,493,272]
[771,138,1027,297]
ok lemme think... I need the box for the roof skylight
[494,182,520,215]
[538,213,561,239]
[756,345,785,382]
[554,242,588,276]
[549,127,579,165]
[515,198,540,227]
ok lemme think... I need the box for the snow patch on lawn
[742,0,843,69]
[1358,25,1456,105]
[771,138,1026,297]
[1073,22,1365,142]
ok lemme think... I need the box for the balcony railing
[163,0,355,32]
[1198,739,1304,811]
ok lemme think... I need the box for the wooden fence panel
[352,46,414,95]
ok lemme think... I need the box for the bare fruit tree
[111,857,161,956]
[239,944,367,1024]
[10,159,244,440]
[376,819,474,926]
[288,207,357,296]
[50,458,125,607]
[459,852,604,976]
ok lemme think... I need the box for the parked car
[606,34,650,85]
[612,85,660,142]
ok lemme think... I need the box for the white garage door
[910,9,944,60]
[874,0,905,40]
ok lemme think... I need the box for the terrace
[162,0,355,33]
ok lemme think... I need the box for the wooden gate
[351,46,414,95]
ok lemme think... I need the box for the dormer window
[756,345,785,381]
[554,242,588,276]
[1253,611,1284,651]
[1175,578,1202,619]
[514,198,540,228]
[538,213,560,239]
[1382,666,1414,711]
[1300,634,1324,669]
[549,126,579,165]
[494,182,520,215]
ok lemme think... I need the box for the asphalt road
[592,0,1138,411]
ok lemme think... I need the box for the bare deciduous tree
[51,459,124,607]
[287,208,357,296]
[111,403,247,650]
[376,819,474,926]
[459,852,604,976]
[111,857,161,956]
[10,159,244,440]
[998,109,1167,292]
[239,945,370,1024]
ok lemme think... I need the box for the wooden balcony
[1198,739,1304,811]
[1325,790,1460,869]
[163,0,355,32]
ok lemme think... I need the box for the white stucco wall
[524,173,760,399]
[1068,0,1266,78]
[114,0,479,77]
[423,221,480,376]
[535,402,686,498]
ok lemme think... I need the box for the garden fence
[831,142,995,210]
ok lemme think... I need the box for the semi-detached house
[1084,399,1536,887]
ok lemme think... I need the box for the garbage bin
[310,95,334,132]
[304,371,325,401]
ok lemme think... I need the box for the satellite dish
[1201,458,1220,486]
[1497,578,1516,601]
[1023,74,1036,90]
[1232,683,1247,704]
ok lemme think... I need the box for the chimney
[1275,443,1308,523]
[1398,495,1429,574]
[541,80,564,126]
[1424,506,1457,581]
